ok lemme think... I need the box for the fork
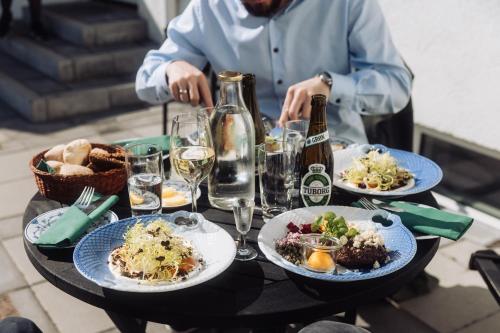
[73,186,95,210]
[358,197,403,213]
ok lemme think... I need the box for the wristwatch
[318,71,333,88]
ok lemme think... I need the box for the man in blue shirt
[136,0,412,144]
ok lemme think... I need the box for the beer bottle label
[300,164,332,206]
[304,131,329,147]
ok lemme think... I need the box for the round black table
[23,187,439,331]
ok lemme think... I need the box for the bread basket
[30,143,127,204]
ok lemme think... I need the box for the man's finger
[188,79,200,106]
[288,91,306,120]
[198,75,214,107]
[178,78,190,103]
[302,97,312,119]
[170,82,180,102]
[278,109,289,127]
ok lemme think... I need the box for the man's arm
[135,0,211,106]
[329,0,412,116]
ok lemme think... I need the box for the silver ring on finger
[179,89,188,94]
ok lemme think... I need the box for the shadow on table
[100,260,265,328]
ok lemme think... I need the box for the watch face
[320,72,332,87]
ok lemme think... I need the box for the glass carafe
[208,71,255,210]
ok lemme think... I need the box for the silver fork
[358,197,404,213]
[73,186,95,210]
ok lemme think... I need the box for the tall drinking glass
[170,110,215,227]
[125,143,163,216]
[284,120,309,209]
[257,141,294,221]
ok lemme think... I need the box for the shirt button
[277,79,283,84]
[336,98,341,104]
[273,47,279,53]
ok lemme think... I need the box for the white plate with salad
[73,212,236,292]
[333,144,442,197]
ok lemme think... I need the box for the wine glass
[170,110,215,227]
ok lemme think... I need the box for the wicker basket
[30,143,127,204]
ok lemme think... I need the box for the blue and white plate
[333,144,443,197]
[258,206,417,282]
[24,207,119,249]
[73,212,236,292]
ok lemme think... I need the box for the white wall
[10,0,83,18]
[378,0,500,153]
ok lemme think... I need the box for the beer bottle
[242,73,266,146]
[299,94,334,207]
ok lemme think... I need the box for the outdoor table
[23,186,440,332]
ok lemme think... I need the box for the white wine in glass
[170,111,214,227]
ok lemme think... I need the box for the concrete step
[0,26,154,82]
[0,51,143,122]
[32,1,147,47]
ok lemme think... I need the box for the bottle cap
[218,71,243,82]
[311,94,327,106]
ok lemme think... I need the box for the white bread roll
[63,139,91,165]
[90,147,110,156]
[58,164,94,176]
[44,144,65,162]
[46,160,64,173]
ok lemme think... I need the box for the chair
[361,64,415,151]
[469,250,500,305]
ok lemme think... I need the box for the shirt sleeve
[135,0,208,104]
[328,0,412,116]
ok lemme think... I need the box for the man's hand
[165,60,214,107]
[279,76,331,126]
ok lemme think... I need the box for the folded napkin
[35,195,119,247]
[353,200,474,240]
[113,135,170,155]
[36,160,55,174]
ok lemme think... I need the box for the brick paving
[0,103,499,332]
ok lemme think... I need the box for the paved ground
[0,103,499,333]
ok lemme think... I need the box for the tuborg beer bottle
[299,94,334,207]
[242,73,266,146]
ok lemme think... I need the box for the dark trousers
[0,317,42,333]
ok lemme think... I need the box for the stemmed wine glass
[232,198,257,261]
[170,110,215,227]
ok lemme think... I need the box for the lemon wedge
[163,194,188,207]
[129,191,144,205]
[162,186,178,199]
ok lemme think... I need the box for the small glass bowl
[300,234,341,273]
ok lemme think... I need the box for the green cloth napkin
[36,160,55,174]
[35,195,119,247]
[353,200,474,240]
[113,135,170,155]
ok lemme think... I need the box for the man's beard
[242,0,283,17]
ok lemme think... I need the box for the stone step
[32,1,147,47]
[0,51,143,122]
[0,26,154,82]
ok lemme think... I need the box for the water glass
[125,143,163,216]
[257,141,294,221]
[284,120,309,209]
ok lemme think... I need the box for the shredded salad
[109,220,200,283]
[341,150,413,191]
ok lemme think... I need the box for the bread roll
[58,164,94,176]
[90,148,110,156]
[63,139,91,165]
[46,160,63,173]
[44,144,65,162]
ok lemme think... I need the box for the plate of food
[161,180,201,208]
[333,144,442,197]
[258,206,417,282]
[25,207,119,249]
[73,211,236,292]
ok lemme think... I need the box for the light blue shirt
[136,0,412,143]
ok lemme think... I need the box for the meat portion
[336,240,388,269]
